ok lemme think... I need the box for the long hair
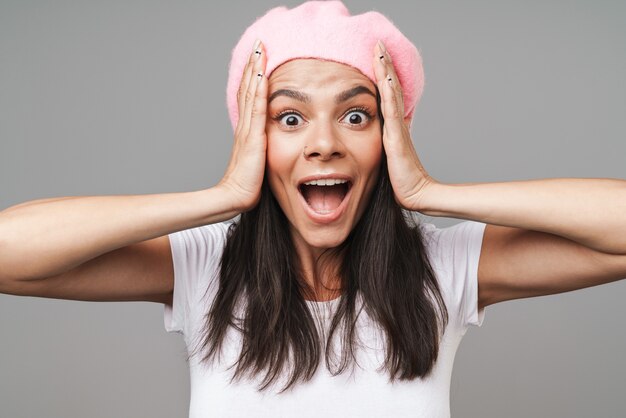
[189,91,448,393]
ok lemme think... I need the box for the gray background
[1,0,624,417]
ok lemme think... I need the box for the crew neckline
[304,295,342,305]
[305,296,341,319]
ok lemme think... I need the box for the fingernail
[378,39,387,53]
[252,39,262,60]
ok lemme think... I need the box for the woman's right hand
[218,40,268,213]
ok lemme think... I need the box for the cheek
[358,134,383,171]
[266,136,300,195]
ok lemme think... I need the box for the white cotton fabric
[163,219,487,418]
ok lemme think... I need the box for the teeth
[303,179,348,186]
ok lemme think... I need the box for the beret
[226,0,424,132]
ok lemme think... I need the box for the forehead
[268,58,375,92]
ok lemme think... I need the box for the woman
[1,1,624,417]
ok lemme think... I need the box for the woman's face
[266,59,382,253]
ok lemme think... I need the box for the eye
[341,107,373,127]
[273,111,305,128]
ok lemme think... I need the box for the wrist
[417,181,491,219]
[413,181,453,217]
[213,180,254,215]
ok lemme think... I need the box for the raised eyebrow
[334,85,376,103]
[268,89,311,104]
[267,85,376,104]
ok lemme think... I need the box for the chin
[295,224,352,250]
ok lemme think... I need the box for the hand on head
[218,37,439,216]
[218,40,269,213]
[372,40,438,211]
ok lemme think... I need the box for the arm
[418,179,626,309]
[0,39,268,302]
[0,187,237,283]
[418,178,626,255]
[372,41,626,310]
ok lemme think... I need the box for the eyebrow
[268,85,376,105]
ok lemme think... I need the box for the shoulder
[164,220,236,335]
[418,220,487,265]
[167,220,235,276]
[418,220,488,328]
[169,220,233,251]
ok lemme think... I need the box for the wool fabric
[226,0,424,131]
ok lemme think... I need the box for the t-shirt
[163,219,487,418]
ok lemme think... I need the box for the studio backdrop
[1,1,625,417]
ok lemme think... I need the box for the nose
[302,121,345,161]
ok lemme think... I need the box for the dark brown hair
[189,89,448,393]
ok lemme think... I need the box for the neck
[290,231,344,302]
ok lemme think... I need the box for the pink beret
[226,0,424,132]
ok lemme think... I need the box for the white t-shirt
[164,219,487,418]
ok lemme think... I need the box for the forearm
[419,177,626,255]
[0,186,238,281]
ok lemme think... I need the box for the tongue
[304,185,346,213]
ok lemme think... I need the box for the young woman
[1,1,624,417]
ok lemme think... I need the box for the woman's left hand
[372,40,438,212]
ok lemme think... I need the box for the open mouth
[298,178,352,215]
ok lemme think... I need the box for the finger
[237,39,260,112]
[377,41,405,119]
[240,41,265,136]
[236,39,262,134]
[372,41,388,104]
[372,47,391,131]
[381,72,406,141]
[374,42,402,128]
[248,53,268,141]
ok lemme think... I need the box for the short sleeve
[163,221,231,335]
[419,220,487,329]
